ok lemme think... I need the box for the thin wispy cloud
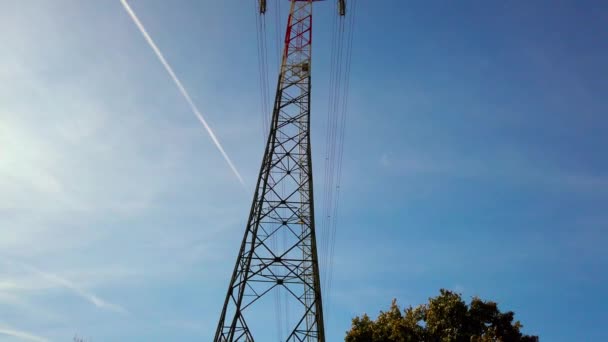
[0,326,49,342]
[119,0,245,186]
[9,261,128,315]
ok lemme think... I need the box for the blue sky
[1,1,607,341]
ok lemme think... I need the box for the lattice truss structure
[215,1,325,341]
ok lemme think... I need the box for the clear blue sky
[1,1,607,341]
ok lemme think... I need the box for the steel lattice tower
[214,1,344,341]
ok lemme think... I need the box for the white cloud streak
[0,326,49,342]
[119,0,245,186]
[13,262,128,315]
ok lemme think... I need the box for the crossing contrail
[24,264,129,315]
[120,0,245,186]
[3,260,128,315]
[0,326,49,342]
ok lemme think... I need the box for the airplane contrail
[7,261,128,315]
[27,264,128,315]
[120,0,245,186]
[0,326,50,342]
[28,266,129,315]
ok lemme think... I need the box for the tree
[345,289,538,342]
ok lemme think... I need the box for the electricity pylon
[214,1,345,341]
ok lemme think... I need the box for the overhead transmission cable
[320,0,341,292]
[321,0,358,322]
[321,0,346,291]
[326,0,358,315]
[254,1,271,142]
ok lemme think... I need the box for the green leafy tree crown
[345,289,538,342]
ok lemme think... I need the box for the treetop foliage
[345,289,538,342]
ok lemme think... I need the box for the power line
[322,0,358,321]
